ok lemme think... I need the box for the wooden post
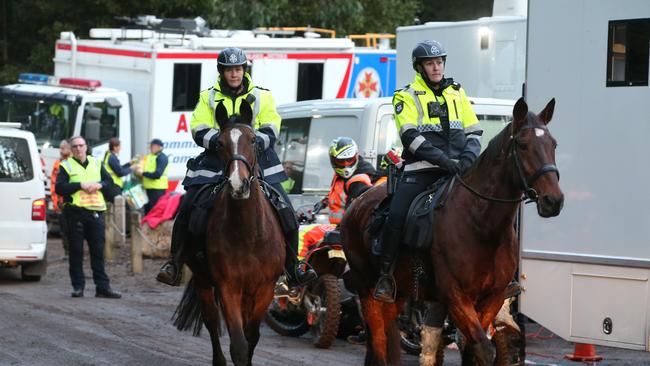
[130,211,143,273]
[104,203,114,261]
[114,196,126,247]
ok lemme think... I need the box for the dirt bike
[265,203,361,348]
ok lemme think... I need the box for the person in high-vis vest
[373,40,483,303]
[136,138,169,214]
[323,137,375,225]
[103,137,132,189]
[156,47,316,287]
[55,136,122,299]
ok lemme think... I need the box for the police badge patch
[395,101,404,114]
[229,54,238,63]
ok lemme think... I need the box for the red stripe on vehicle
[56,43,152,58]
[336,55,354,98]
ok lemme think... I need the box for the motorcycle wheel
[309,274,341,348]
[265,297,310,337]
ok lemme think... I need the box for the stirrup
[373,274,396,303]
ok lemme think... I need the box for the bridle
[221,123,258,186]
[457,124,559,204]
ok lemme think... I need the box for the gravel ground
[0,237,647,366]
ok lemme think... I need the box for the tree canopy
[0,0,492,84]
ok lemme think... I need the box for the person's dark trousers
[144,189,166,214]
[169,185,200,261]
[58,212,69,256]
[271,182,300,271]
[64,207,110,292]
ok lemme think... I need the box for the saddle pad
[402,176,455,249]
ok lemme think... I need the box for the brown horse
[173,101,285,366]
[341,98,563,366]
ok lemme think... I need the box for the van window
[297,63,324,101]
[276,118,310,194]
[303,115,359,191]
[477,114,511,150]
[0,136,33,182]
[80,101,120,147]
[173,63,202,111]
[375,113,402,168]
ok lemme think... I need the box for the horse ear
[512,97,528,133]
[538,98,556,125]
[215,101,229,130]
[239,99,253,126]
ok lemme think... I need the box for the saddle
[188,179,297,240]
[367,176,456,253]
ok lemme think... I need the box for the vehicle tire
[21,266,42,282]
[310,274,341,348]
[398,301,422,355]
[265,298,310,337]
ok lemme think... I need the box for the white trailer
[396,0,526,100]
[521,0,650,351]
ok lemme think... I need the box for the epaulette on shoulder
[452,81,461,90]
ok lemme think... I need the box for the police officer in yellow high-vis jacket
[373,40,483,303]
[55,136,121,299]
[156,47,316,287]
[136,138,169,214]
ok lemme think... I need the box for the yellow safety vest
[103,151,124,188]
[142,153,169,190]
[60,156,107,211]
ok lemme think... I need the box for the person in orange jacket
[322,137,376,225]
[50,139,71,256]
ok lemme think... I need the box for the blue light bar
[18,73,51,85]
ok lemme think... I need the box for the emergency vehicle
[0,19,396,193]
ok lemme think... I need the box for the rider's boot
[373,226,401,303]
[156,217,185,286]
[284,228,317,286]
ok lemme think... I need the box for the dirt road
[0,238,647,366]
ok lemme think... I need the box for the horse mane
[465,122,512,175]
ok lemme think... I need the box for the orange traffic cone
[565,343,603,362]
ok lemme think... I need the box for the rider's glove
[254,135,266,152]
[457,158,473,175]
[443,159,460,175]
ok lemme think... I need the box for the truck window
[297,63,323,101]
[276,117,310,194]
[607,18,650,87]
[0,136,33,182]
[0,97,74,145]
[303,115,359,191]
[81,102,119,147]
[173,63,201,111]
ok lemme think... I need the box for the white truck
[275,96,515,207]
[0,19,397,193]
[521,0,650,351]
[395,0,526,100]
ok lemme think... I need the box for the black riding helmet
[411,40,447,71]
[217,47,248,74]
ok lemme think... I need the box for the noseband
[457,124,559,204]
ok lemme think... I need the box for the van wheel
[21,266,41,282]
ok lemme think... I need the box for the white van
[0,124,47,281]
[275,96,515,207]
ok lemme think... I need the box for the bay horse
[173,100,285,366]
[341,98,563,366]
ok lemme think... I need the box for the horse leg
[448,297,494,366]
[196,286,227,366]
[244,285,274,366]
[360,296,389,366]
[478,294,518,366]
[384,301,402,366]
[220,289,249,366]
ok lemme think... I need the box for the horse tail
[172,277,205,336]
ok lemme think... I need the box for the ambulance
[0,18,396,193]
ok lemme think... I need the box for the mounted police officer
[156,47,316,287]
[373,40,483,303]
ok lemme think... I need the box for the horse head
[510,97,564,217]
[214,100,257,200]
